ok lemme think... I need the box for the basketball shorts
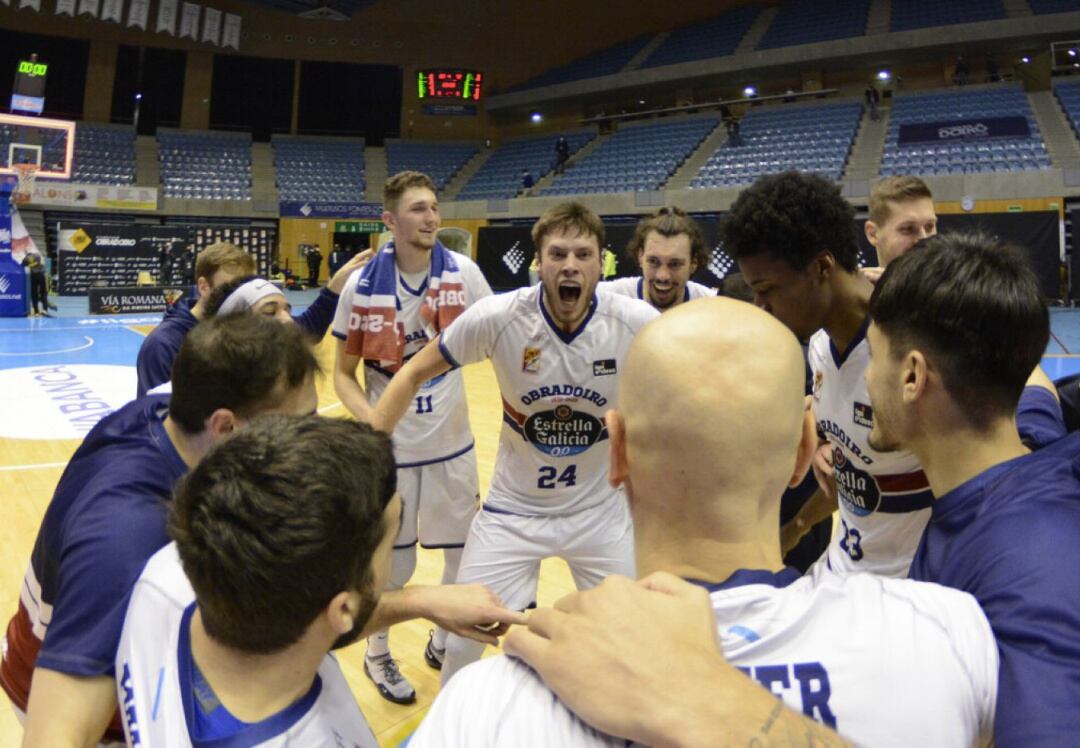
[394,448,481,550]
[453,496,636,611]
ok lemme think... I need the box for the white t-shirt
[116,544,379,748]
[598,276,716,306]
[439,285,658,515]
[332,253,492,465]
[411,566,997,748]
[809,321,933,577]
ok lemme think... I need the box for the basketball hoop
[12,163,38,205]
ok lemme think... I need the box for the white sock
[367,546,417,659]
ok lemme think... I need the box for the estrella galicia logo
[523,404,603,456]
[833,446,881,517]
[853,402,873,429]
[592,359,616,377]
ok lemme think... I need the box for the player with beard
[599,207,715,311]
[371,201,659,683]
[333,171,492,703]
[117,416,525,746]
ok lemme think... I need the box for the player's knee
[389,546,417,589]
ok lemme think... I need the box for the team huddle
[2,168,1078,747]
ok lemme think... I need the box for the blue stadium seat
[457,132,596,200]
[538,117,719,196]
[641,6,761,68]
[890,0,1005,31]
[508,35,652,92]
[273,137,365,203]
[158,130,252,200]
[757,0,870,50]
[881,84,1051,177]
[689,101,862,189]
[385,142,478,192]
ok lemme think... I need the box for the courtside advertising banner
[57,224,188,295]
[898,116,1031,145]
[0,187,29,317]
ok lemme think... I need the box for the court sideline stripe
[0,461,68,473]
[1050,329,1070,355]
[1,405,342,472]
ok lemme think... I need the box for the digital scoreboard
[417,69,483,101]
[11,58,48,114]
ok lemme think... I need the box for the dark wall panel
[298,61,401,143]
[111,46,185,134]
[210,55,294,141]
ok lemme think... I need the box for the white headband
[217,278,282,316]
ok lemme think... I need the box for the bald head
[617,297,807,536]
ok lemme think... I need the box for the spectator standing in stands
[21,250,48,317]
[522,169,534,190]
[555,136,570,174]
[986,56,1001,83]
[954,55,969,86]
[865,84,880,121]
[305,243,323,288]
[725,117,742,147]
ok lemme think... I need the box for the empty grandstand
[539,117,718,196]
[158,130,252,200]
[640,6,760,69]
[890,0,1006,31]
[72,125,136,186]
[508,35,651,91]
[274,137,365,203]
[456,131,594,201]
[757,0,870,50]
[691,101,862,189]
[1057,80,1080,142]
[385,141,478,191]
[881,85,1051,176]
[1028,0,1080,13]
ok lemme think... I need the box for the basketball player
[332,171,492,703]
[411,297,998,747]
[135,242,254,397]
[2,315,320,744]
[118,415,526,746]
[733,173,1062,571]
[869,233,1080,744]
[864,175,938,268]
[135,243,366,398]
[371,201,659,683]
[724,172,933,577]
[598,207,715,311]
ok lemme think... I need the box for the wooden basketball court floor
[2,297,1080,746]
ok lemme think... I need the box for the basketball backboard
[0,112,75,180]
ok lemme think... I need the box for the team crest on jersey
[853,402,874,428]
[522,347,541,373]
[592,359,617,377]
[813,370,824,400]
[833,446,881,517]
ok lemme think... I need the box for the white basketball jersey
[808,322,933,577]
[439,285,658,515]
[116,544,378,748]
[598,276,716,306]
[332,254,492,464]
[411,566,997,748]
